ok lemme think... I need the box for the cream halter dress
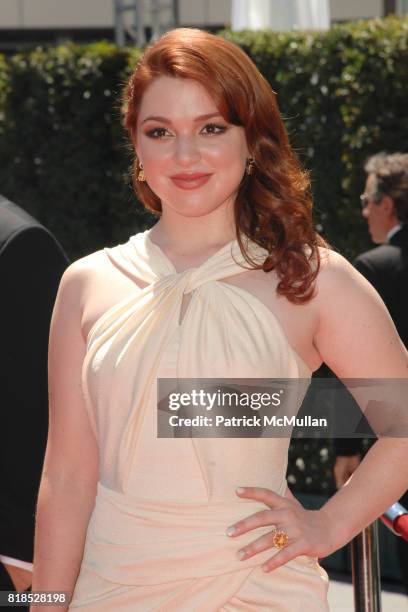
[69,229,329,611]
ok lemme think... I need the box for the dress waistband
[81,482,284,585]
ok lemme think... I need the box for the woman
[31,28,408,611]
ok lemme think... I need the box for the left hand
[226,486,338,572]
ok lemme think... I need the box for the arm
[314,250,408,543]
[226,249,408,571]
[30,261,99,611]
[332,254,383,486]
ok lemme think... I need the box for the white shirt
[0,554,33,572]
[386,223,402,242]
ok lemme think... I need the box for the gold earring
[246,157,255,175]
[137,160,145,182]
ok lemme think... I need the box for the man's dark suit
[0,196,69,591]
[334,223,408,592]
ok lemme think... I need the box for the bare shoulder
[314,246,380,299]
[57,249,109,303]
[63,249,108,279]
[49,250,113,346]
[313,245,391,325]
[312,247,408,377]
[316,246,356,280]
[59,248,146,344]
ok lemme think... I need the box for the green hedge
[1,19,407,493]
[222,16,408,259]
[0,41,155,258]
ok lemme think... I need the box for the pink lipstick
[170,173,212,190]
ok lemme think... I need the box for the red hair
[122,28,329,303]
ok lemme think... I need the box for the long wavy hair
[122,28,329,303]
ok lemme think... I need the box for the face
[361,174,393,244]
[134,75,249,218]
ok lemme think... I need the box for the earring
[246,157,255,175]
[137,160,145,182]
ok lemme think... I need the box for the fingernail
[226,526,236,536]
[236,549,246,560]
[236,487,245,494]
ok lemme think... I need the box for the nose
[173,135,201,166]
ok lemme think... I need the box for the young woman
[31,28,408,611]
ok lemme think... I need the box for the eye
[201,123,228,135]
[144,127,171,139]
[143,123,228,139]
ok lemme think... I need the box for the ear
[134,145,142,166]
[129,126,139,158]
[380,195,397,218]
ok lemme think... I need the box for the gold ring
[272,529,289,549]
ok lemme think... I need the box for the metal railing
[351,502,408,611]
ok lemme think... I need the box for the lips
[170,173,212,190]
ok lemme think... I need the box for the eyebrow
[141,112,223,125]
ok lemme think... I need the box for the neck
[387,220,401,236]
[149,203,237,254]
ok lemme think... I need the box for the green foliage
[221,16,408,259]
[0,41,154,259]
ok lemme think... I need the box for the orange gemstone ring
[272,529,289,549]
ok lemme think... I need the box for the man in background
[333,152,408,594]
[0,195,69,601]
